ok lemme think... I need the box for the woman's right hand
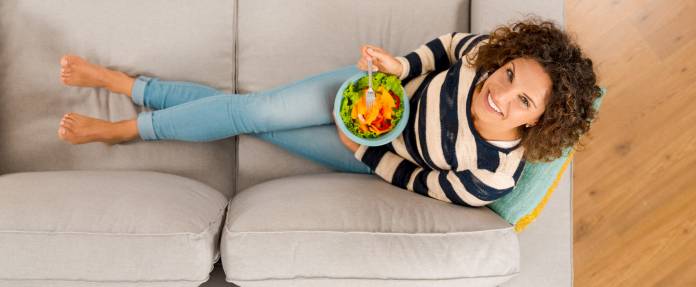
[356,44,403,77]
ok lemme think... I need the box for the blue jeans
[131,65,373,175]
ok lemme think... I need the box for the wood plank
[566,0,696,286]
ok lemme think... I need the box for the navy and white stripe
[356,32,525,207]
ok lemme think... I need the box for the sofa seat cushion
[0,171,228,286]
[221,173,519,286]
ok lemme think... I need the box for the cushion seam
[224,226,514,235]
[0,203,228,239]
[0,277,206,283]
[226,271,520,282]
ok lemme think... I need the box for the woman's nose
[496,90,514,106]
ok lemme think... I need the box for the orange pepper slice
[351,86,399,134]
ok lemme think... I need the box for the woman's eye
[519,95,529,108]
[506,68,513,82]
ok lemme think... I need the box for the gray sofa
[0,0,570,286]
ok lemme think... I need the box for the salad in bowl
[334,72,409,146]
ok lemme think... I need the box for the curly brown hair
[466,18,601,162]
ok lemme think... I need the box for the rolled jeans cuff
[137,112,158,141]
[131,76,153,106]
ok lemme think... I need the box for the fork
[366,58,376,110]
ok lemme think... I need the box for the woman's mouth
[486,91,503,117]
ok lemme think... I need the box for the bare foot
[57,113,138,145]
[60,55,135,96]
[60,55,109,88]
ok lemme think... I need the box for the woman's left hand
[333,109,360,153]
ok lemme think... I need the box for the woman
[58,19,600,207]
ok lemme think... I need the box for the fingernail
[367,48,374,54]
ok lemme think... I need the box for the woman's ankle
[112,119,139,142]
[105,71,135,97]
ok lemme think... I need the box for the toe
[67,113,85,123]
[66,55,83,65]
[59,125,77,141]
[61,55,71,67]
[61,117,74,126]
[58,126,71,139]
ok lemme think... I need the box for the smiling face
[471,57,552,140]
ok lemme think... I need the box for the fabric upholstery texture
[0,171,228,284]
[0,0,237,198]
[470,0,564,34]
[222,173,518,285]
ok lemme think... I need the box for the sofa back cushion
[236,0,471,192]
[0,0,237,197]
[470,0,564,34]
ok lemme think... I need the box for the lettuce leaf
[340,72,405,139]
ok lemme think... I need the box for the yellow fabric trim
[514,149,576,233]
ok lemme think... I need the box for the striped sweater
[354,32,526,207]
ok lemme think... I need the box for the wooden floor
[566,0,696,286]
